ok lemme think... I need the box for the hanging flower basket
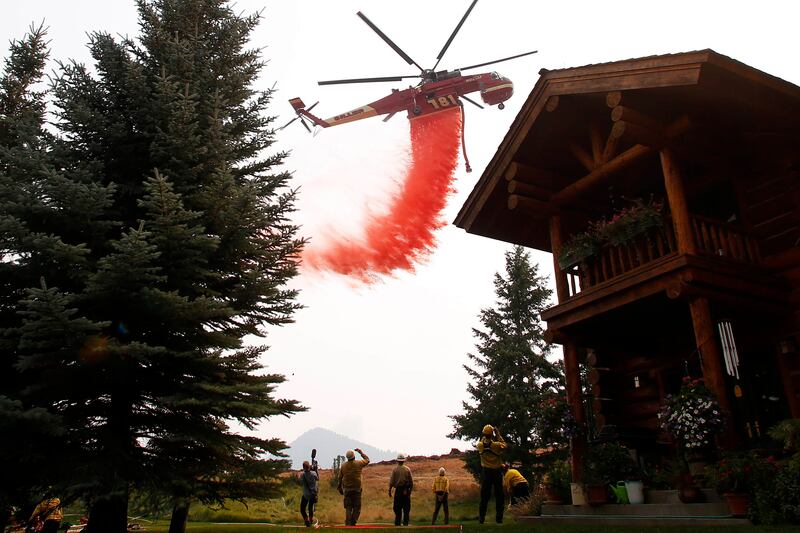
[658,377,724,450]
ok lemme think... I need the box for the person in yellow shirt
[337,448,370,526]
[503,464,530,505]
[30,497,62,533]
[431,467,450,525]
[476,424,507,524]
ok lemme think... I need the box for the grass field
[140,522,799,532]
[119,455,799,532]
[187,456,480,526]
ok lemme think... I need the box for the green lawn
[140,521,800,532]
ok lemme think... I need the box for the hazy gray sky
[4,0,800,459]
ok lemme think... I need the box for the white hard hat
[397,453,407,462]
[439,467,446,476]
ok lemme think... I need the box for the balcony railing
[563,214,761,298]
[690,214,761,263]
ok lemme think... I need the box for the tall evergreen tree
[450,246,567,478]
[0,2,305,532]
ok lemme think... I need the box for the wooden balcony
[544,214,785,333]
[563,215,762,298]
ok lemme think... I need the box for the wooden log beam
[552,144,651,207]
[507,194,549,215]
[552,115,691,207]
[507,180,553,200]
[661,147,698,254]
[504,161,559,186]
[610,120,667,148]
[606,91,622,108]
[665,279,788,314]
[590,123,604,165]
[569,142,595,172]
[549,214,571,302]
[689,297,740,447]
[545,95,559,112]
[602,129,620,163]
[563,342,586,482]
[611,105,664,131]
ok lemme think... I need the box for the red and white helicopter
[282,0,537,171]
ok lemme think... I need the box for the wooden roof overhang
[454,49,800,252]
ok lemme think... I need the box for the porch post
[688,297,740,447]
[660,148,697,254]
[549,214,570,302]
[549,214,586,480]
[776,341,800,418]
[662,149,738,446]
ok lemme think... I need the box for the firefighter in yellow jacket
[476,424,507,524]
[503,463,530,505]
[431,467,450,525]
[337,448,370,526]
[30,497,62,533]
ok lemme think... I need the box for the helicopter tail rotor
[280,98,322,132]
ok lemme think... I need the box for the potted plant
[706,452,764,516]
[652,457,704,503]
[542,459,571,505]
[582,442,638,505]
[558,231,599,269]
[658,376,724,478]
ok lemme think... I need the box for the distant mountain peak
[286,427,399,469]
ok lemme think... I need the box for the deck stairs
[520,489,751,527]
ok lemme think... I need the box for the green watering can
[609,481,629,504]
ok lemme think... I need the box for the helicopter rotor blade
[356,11,424,72]
[460,94,484,109]
[382,112,397,122]
[457,50,538,72]
[300,117,312,133]
[306,101,320,112]
[278,116,299,131]
[432,0,478,71]
[318,74,419,86]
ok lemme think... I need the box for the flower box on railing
[558,198,664,269]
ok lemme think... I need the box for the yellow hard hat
[482,424,494,436]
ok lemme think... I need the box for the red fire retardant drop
[303,108,462,282]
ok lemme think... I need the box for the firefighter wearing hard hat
[476,424,507,524]
[337,448,370,526]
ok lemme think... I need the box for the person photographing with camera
[476,424,507,524]
[299,456,319,527]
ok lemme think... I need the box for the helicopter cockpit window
[490,72,500,80]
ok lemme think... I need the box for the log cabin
[454,50,800,478]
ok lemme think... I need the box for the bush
[583,442,638,485]
[706,451,764,494]
[507,484,546,518]
[543,459,571,502]
[768,418,800,451]
[751,454,800,525]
